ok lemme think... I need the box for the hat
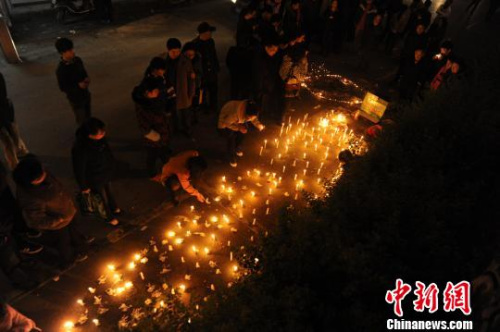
[197,22,216,34]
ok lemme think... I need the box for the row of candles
[63,109,366,331]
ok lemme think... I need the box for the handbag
[77,192,108,220]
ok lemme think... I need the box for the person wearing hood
[132,77,171,178]
[13,156,91,269]
[72,118,120,226]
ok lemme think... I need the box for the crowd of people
[0,0,474,328]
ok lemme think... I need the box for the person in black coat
[398,49,427,101]
[322,0,342,56]
[55,38,91,126]
[236,7,259,49]
[252,37,283,122]
[192,22,220,113]
[72,118,120,226]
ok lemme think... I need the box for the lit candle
[266,207,270,215]
[264,139,268,149]
[230,252,233,261]
[222,176,226,182]
[306,161,310,168]
[303,169,307,176]
[190,205,195,212]
[268,188,272,196]
[270,158,274,165]
[251,191,256,198]
[303,153,307,160]
[259,146,263,156]
[252,208,256,214]
[294,173,298,181]
[252,218,256,225]
[292,159,297,167]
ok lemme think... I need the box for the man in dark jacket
[253,37,283,122]
[55,38,91,126]
[192,22,220,114]
[72,118,120,226]
[13,157,90,268]
[133,77,171,178]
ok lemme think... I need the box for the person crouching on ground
[132,77,171,178]
[152,150,208,205]
[13,156,92,269]
[72,118,121,226]
[218,100,265,167]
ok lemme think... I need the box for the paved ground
[1,0,498,330]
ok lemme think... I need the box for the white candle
[264,139,268,149]
[259,146,263,156]
[266,207,270,215]
[282,166,286,173]
[270,158,274,165]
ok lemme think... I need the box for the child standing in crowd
[218,100,265,167]
[132,77,172,178]
[72,118,121,226]
[55,38,91,126]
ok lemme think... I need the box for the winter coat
[401,32,428,60]
[218,100,263,131]
[56,56,90,104]
[191,37,220,83]
[283,7,303,37]
[175,55,196,110]
[0,304,37,332]
[16,172,76,231]
[132,84,170,147]
[236,18,258,49]
[252,48,283,98]
[399,58,427,99]
[72,129,115,190]
[153,150,202,198]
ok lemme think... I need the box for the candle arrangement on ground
[62,108,367,331]
[302,64,366,106]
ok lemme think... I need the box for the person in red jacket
[152,150,208,205]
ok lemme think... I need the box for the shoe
[85,236,96,244]
[25,229,42,239]
[108,218,119,226]
[75,253,88,263]
[20,243,44,255]
[236,151,244,157]
[230,161,237,168]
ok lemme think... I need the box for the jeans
[147,145,172,177]
[69,95,91,126]
[0,123,29,170]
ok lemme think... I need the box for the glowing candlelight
[63,321,75,330]
[128,262,136,270]
[282,166,286,173]
[251,191,256,198]
[190,205,195,212]
[259,146,263,156]
[268,188,272,196]
[179,284,186,293]
[252,208,256,214]
[303,169,307,176]
[306,161,310,168]
[294,174,298,181]
[270,158,274,165]
[293,159,297,167]
[303,153,307,160]
[230,252,233,261]
[252,218,256,225]
[266,207,270,215]
[264,139,268,149]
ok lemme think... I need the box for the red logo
[386,280,471,316]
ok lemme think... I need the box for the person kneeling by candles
[218,100,265,167]
[153,150,208,206]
